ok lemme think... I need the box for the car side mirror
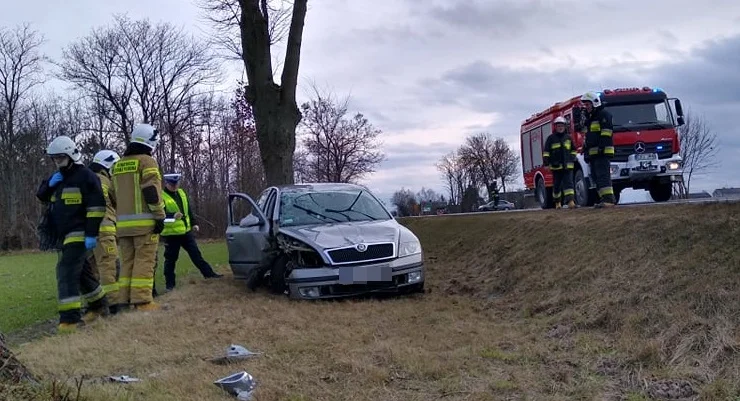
[239,214,262,228]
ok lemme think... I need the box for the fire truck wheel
[535,176,554,209]
[574,169,597,207]
[649,182,672,203]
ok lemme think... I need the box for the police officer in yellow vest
[161,173,222,291]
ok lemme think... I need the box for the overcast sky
[3,0,740,204]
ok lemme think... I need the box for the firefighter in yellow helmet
[87,149,123,315]
[112,123,166,311]
[543,116,577,209]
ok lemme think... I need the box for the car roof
[277,182,367,194]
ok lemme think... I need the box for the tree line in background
[0,14,384,250]
[391,132,520,216]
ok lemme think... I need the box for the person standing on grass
[86,149,124,315]
[36,135,110,333]
[159,173,222,292]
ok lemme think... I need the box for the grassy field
[3,203,740,400]
[0,240,229,335]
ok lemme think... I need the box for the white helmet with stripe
[554,116,567,125]
[130,123,160,150]
[580,91,602,108]
[47,135,83,167]
[92,150,121,170]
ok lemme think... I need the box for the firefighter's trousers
[118,233,160,305]
[551,169,574,204]
[90,234,120,306]
[56,243,108,324]
[590,156,616,204]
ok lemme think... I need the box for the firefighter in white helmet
[111,124,166,311]
[86,149,124,315]
[543,116,577,209]
[581,91,616,207]
[36,135,109,333]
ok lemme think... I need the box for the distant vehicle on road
[520,87,686,208]
[225,183,425,300]
[477,200,515,211]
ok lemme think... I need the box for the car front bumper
[285,257,425,300]
[609,154,683,182]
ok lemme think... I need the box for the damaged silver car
[226,183,425,299]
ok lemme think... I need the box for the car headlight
[398,240,421,257]
[610,164,620,175]
[667,161,681,170]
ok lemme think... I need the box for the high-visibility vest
[161,189,191,236]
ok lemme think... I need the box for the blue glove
[85,236,97,250]
[49,172,63,187]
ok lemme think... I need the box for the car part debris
[208,344,262,365]
[107,375,141,383]
[214,371,256,400]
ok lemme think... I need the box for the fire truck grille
[612,141,673,162]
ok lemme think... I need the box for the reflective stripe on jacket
[543,131,577,170]
[96,171,117,237]
[161,188,191,236]
[112,154,165,237]
[584,107,614,158]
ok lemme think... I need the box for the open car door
[226,193,271,280]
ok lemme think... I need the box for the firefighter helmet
[130,123,160,150]
[554,116,567,125]
[92,150,120,170]
[580,91,602,108]
[47,135,83,164]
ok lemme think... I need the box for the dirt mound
[400,202,740,398]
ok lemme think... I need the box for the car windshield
[605,101,673,132]
[279,189,391,227]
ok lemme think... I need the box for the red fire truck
[520,87,686,208]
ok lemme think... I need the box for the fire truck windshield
[604,100,673,132]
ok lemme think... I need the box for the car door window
[264,190,277,220]
[256,189,270,212]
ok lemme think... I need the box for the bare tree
[489,136,519,193]
[457,133,519,198]
[197,0,293,62]
[391,188,418,217]
[0,23,45,250]
[297,86,385,183]
[58,15,220,150]
[198,0,308,186]
[436,151,472,205]
[674,110,719,198]
[416,187,443,204]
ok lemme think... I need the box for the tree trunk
[239,0,307,186]
[0,332,37,385]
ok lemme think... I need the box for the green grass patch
[0,241,229,333]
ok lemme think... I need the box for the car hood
[278,219,400,250]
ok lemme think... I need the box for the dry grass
[11,203,740,400]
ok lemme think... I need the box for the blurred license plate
[636,153,657,161]
[339,265,392,284]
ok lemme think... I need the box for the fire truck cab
[520,87,685,208]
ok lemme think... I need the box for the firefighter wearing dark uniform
[88,150,122,315]
[581,91,616,207]
[36,135,109,333]
[112,123,166,311]
[543,116,577,209]
[160,173,222,291]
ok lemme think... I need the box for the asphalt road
[402,197,740,218]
